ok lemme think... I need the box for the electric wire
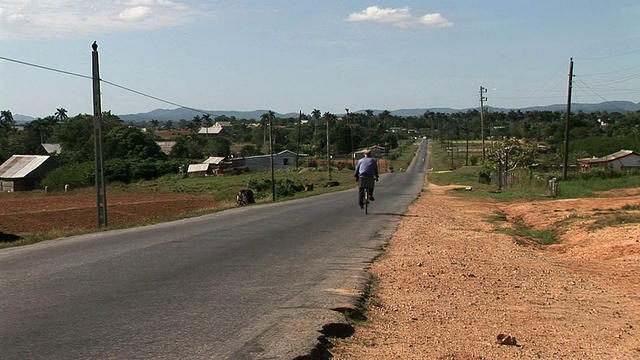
[0,55,212,116]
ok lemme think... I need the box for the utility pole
[296,110,301,170]
[346,108,354,167]
[326,114,332,181]
[562,58,574,181]
[479,86,487,162]
[91,41,107,228]
[269,111,275,202]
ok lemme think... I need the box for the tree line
[1,107,640,189]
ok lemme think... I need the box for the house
[38,143,62,156]
[0,155,59,192]
[197,126,224,135]
[244,150,298,172]
[353,145,385,160]
[187,156,230,176]
[203,156,226,166]
[577,150,640,171]
[187,163,213,176]
[197,121,232,135]
[155,141,176,155]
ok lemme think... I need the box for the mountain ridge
[13,100,640,123]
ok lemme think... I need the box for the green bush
[41,162,95,190]
[247,178,305,198]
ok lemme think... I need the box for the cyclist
[354,149,379,209]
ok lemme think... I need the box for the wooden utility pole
[296,110,301,170]
[346,108,354,167]
[269,111,275,201]
[479,86,487,162]
[91,41,107,228]
[326,114,332,181]
[562,58,574,181]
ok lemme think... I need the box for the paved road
[0,140,428,359]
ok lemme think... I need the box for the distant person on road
[354,149,379,209]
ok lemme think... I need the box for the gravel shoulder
[330,183,640,359]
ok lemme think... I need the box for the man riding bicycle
[354,149,379,209]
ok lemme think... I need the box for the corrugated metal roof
[0,155,51,179]
[187,163,210,172]
[197,126,223,134]
[203,156,225,164]
[41,143,62,155]
[577,150,638,164]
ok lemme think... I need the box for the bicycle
[358,176,376,214]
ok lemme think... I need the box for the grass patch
[514,224,558,245]
[591,213,640,231]
[427,141,640,202]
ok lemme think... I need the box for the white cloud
[346,6,453,29]
[418,13,454,29]
[118,6,152,21]
[0,0,211,40]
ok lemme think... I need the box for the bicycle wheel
[364,189,369,214]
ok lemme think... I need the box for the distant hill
[13,101,640,123]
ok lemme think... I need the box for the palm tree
[0,110,15,134]
[202,113,213,137]
[311,109,321,154]
[190,115,202,134]
[260,111,274,148]
[54,108,68,121]
[365,109,374,129]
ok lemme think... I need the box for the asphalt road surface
[0,140,429,359]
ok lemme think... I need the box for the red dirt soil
[0,191,230,235]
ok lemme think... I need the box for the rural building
[244,150,298,172]
[353,145,385,160]
[0,155,59,192]
[187,163,213,176]
[155,141,176,155]
[38,143,62,156]
[197,121,232,135]
[577,150,640,171]
[187,156,229,176]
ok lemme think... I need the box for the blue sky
[1,0,640,118]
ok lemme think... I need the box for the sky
[1,0,640,119]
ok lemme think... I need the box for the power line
[573,78,632,113]
[577,47,640,60]
[0,55,90,80]
[0,55,212,117]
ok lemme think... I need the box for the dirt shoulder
[330,183,640,359]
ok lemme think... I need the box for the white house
[197,121,232,135]
[577,150,640,171]
[244,150,298,172]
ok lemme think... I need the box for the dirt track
[330,184,640,359]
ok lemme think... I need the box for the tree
[260,111,274,152]
[0,110,15,135]
[25,117,56,144]
[53,112,123,164]
[202,114,213,136]
[190,115,202,133]
[54,108,68,121]
[103,125,166,160]
[204,136,231,158]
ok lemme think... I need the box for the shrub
[41,162,95,190]
[247,177,305,198]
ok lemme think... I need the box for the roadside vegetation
[427,139,640,246]
[2,106,640,246]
